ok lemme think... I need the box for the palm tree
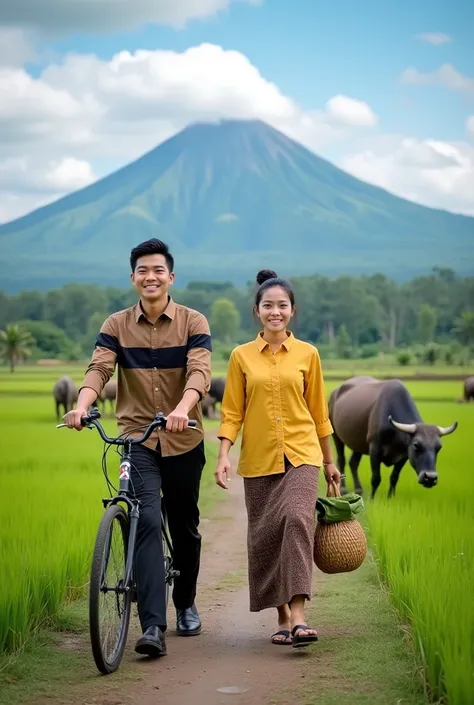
[453,310,474,346]
[0,324,34,372]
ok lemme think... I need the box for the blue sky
[0,0,473,222]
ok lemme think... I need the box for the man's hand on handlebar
[58,409,197,445]
[63,406,89,431]
[166,404,190,433]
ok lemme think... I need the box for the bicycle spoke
[99,520,127,663]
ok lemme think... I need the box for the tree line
[1,267,474,369]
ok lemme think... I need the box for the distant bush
[359,344,379,359]
[422,342,442,366]
[397,351,411,366]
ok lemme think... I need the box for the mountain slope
[1,119,473,291]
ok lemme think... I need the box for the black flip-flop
[291,624,318,648]
[271,629,292,646]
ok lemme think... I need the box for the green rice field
[0,376,219,654]
[0,363,473,704]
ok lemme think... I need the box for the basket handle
[326,479,342,498]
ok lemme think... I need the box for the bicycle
[57,408,197,674]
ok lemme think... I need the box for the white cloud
[467,116,474,136]
[0,156,96,222]
[415,33,452,46]
[340,137,474,215]
[0,43,375,167]
[0,0,260,33]
[401,64,474,95]
[326,95,378,127]
[0,155,95,193]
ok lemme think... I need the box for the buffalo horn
[437,421,458,436]
[388,415,416,434]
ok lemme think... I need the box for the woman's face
[257,286,294,334]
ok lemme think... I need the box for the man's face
[131,254,175,302]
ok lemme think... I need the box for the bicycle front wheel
[89,504,132,674]
[162,514,173,608]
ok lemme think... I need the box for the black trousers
[130,440,205,632]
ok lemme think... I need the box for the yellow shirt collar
[255,331,295,352]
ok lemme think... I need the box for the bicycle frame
[57,409,191,596]
[102,444,178,598]
[101,444,140,596]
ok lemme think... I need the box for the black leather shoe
[135,626,167,657]
[176,604,202,636]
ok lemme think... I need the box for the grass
[0,359,471,397]
[339,398,473,705]
[295,559,427,705]
[0,601,142,705]
[0,393,221,655]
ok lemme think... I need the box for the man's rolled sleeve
[79,316,118,397]
[217,350,245,444]
[184,312,212,400]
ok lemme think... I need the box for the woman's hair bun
[256,269,278,286]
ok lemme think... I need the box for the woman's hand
[323,462,341,485]
[214,455,232,490]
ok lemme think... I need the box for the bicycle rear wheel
[89,504,132,674]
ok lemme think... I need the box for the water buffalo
[99,379,117,414]
[209,377,225,404]
[463,376,474,402]
[201,393,216,419]
[53,376,78,421]
[328,376,458,499]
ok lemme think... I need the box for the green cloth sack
[316,492,365,524]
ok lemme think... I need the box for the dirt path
[115,454,310,705]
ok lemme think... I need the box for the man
[63,238,212,658]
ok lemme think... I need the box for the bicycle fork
[99,458,139,598]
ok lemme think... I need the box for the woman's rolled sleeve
[304,347,333,438]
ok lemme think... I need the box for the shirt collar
[134,296,176,323]
[255,331,294,352]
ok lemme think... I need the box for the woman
[214,270,340,648]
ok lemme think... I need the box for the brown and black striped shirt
[80,297,212,455]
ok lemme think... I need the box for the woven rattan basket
[313,481,367,574]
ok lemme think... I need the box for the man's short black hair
[130,238,174,273]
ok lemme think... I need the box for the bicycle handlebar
[56,409,198,446]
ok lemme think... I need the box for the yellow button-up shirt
[218,332,333,478]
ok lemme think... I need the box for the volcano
[0,119,472,291]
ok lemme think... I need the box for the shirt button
[276,417,280,422]
[155,387,159,392]
[153,327,156,331]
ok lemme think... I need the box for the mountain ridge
[1,119,473,292]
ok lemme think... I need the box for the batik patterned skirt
[243,461,319,612]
